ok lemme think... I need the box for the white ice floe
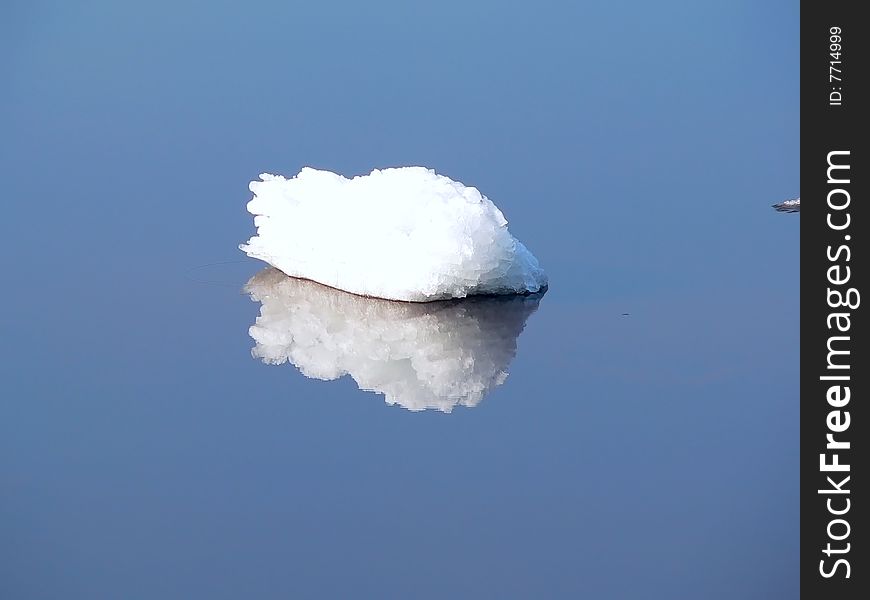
[772,197,800,213]
[245,268,544,412]
[240,167,547,302]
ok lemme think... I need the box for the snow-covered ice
[245,268,544,412]
[240,167,548,302]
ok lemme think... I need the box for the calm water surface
[2,1,798,598]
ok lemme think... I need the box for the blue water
[1,1,798,598]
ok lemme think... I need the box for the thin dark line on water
[186,259,258,289]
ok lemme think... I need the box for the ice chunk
[240,167,548,302]
[245,268,544,412]
[772,197,800,213]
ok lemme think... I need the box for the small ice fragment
[773,197,800,213]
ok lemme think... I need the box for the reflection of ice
[245,268,545,412]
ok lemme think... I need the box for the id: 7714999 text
[829,26,843,106]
